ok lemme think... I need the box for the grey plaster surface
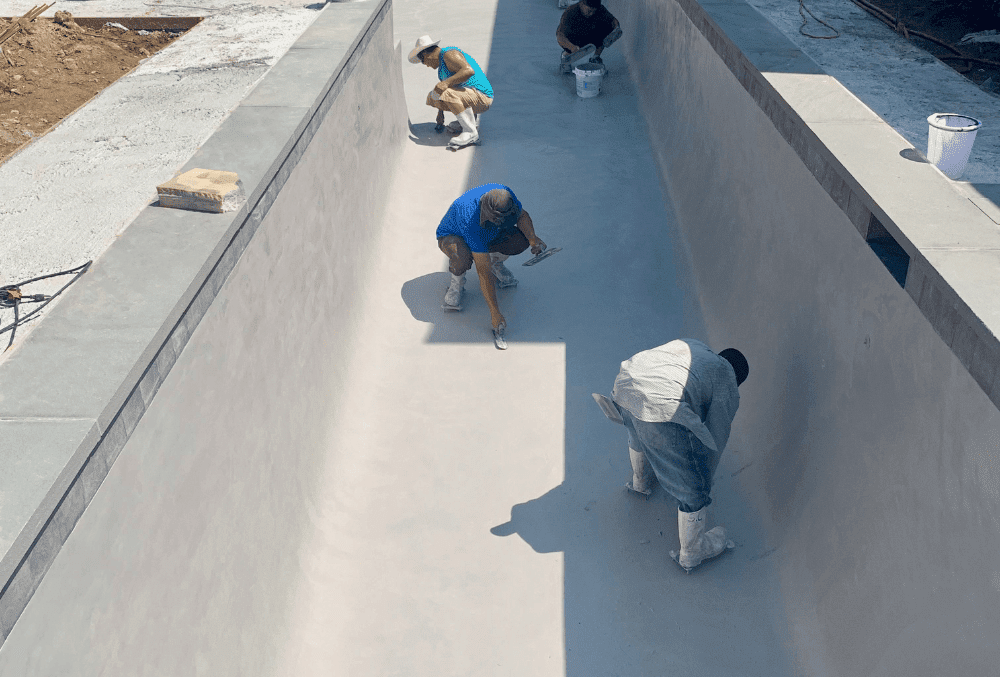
[0,0,997,674]
[617,0,1000,674]
[0,0,799,673]
[0,0,404,657]
[665,0,1000,419]
[0,419,96,560]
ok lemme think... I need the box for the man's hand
[433,80,449,96]
[491,310,506,331]
[529,237,547,256]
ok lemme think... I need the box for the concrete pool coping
[0,0,390,644]
[1,0,998,651]
[678,0,1000,405]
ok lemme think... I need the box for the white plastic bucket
[926,113,981,179]
[574,63,605,98]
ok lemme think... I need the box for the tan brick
[157,168,245,214]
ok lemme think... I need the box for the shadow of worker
[408,120,453,147]
[487,465,753,676]
[401,271,521,344]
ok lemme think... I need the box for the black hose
[0,261,93,351]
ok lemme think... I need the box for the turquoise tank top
[438,47,494,99]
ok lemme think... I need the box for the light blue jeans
[619,408,722,512]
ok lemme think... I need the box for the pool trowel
[522,247,562,267]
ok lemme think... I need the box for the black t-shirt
[558,3,616,48]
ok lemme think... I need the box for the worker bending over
[436,184,547,332]
[557,0,622,73]
[603,339,749,572]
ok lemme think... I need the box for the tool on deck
[522,247,561,267]
[493,322,507,350]
[592,393,623,424]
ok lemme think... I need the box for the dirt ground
[0,14,183,164]
[857,0,1000,91]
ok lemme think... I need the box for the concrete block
[915,274,961,346]
[180,107,309,214]
[293,1,383,50]
[0,562,30,640]
[27,483,82,584]
[765,73,881,124]
[137,355,164,409]
[965,184,1000,226]
[815,156,852,212]
[0,419,95,558]
[746,49,823,75]
[810,121,1000,251]
[922,249,1000,342]
[970,332,1000,397]
[78,444,110,504]
[119,390,146,438]
[100,415,129,470]
[701,2,798,53]
[846,190,872,238]
[243,48,344,109]
[158,169,246,214]
[951,318,980,370]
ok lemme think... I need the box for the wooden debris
[0,4,54,50]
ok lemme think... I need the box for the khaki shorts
[426,86,493,115]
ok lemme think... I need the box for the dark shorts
[437,229,530,276]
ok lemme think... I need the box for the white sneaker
[443,273,465,310]
[671,506,733,572]
[489,253,518,288]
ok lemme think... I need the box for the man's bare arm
[471,252,505,329]
[516,210,546,255]
[556,14,578,51]
[434,50,476,93]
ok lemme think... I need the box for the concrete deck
[0,0,322,362]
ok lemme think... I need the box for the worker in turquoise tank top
[408,35,494,150]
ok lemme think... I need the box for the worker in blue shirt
[436,184,547,332]
[409,35,494,149]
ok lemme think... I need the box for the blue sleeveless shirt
[438,47,494,99]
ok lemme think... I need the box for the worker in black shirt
[557,0,622,74]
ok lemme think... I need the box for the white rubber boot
[625,447,653,495]
[489,253,518,288]
[448,108,479,148]
[671,506,733,573]
[443,273,465,310]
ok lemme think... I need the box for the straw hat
[408,35,441,63]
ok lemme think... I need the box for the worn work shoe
[489,253,518,288]
[670,506,734,572]
[443,273,465,310]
